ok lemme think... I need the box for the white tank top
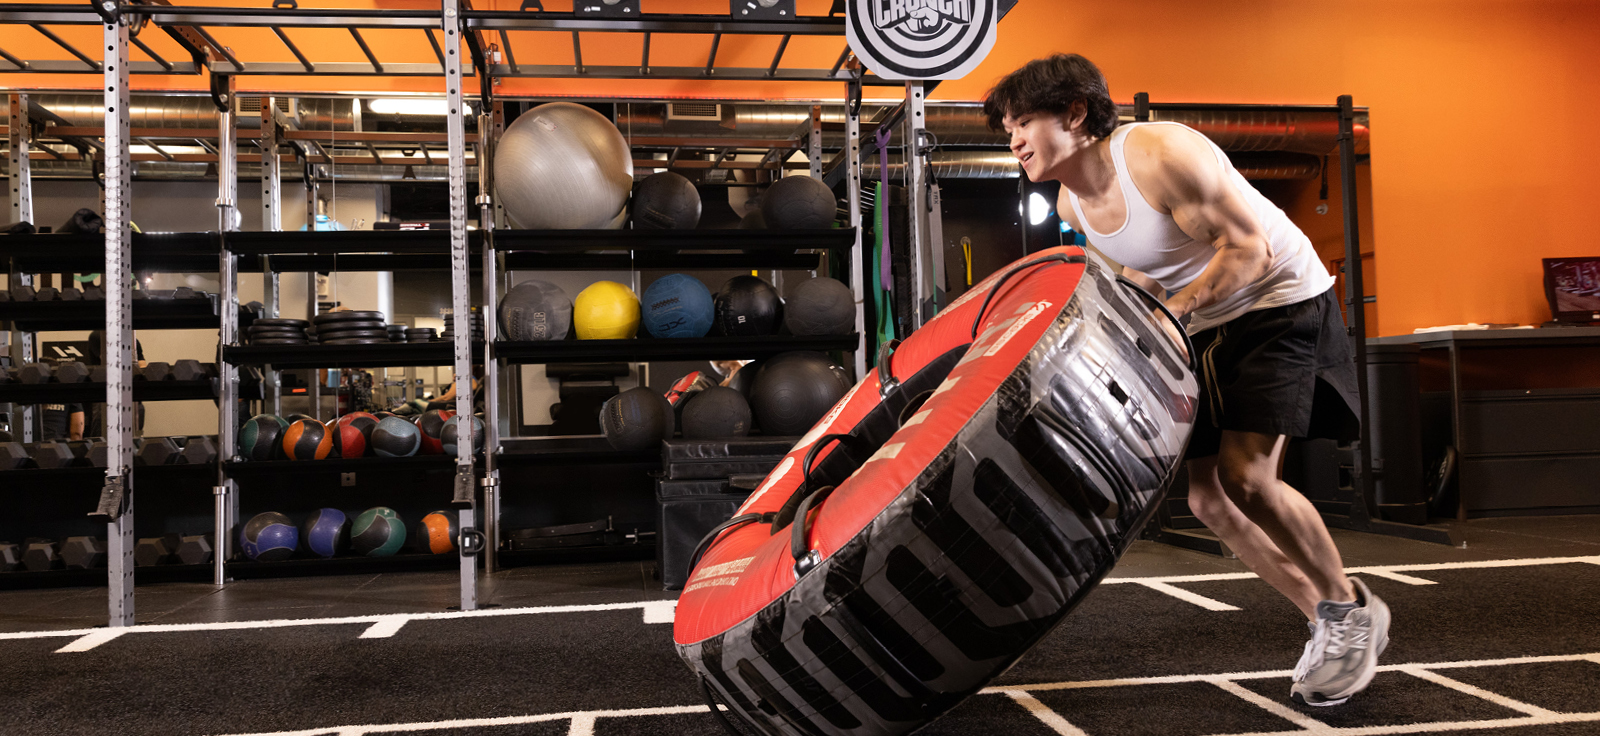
[1066,122,1334,333]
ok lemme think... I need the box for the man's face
[1003,109,1079,183]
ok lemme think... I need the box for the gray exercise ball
[495,102,634,229]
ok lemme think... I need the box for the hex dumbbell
[136,437,182,466]
[18,363,52,384]
[0,542,22,571]
[23,540,60,571]
[81,285,105,301]
[61,537,107,570]
[176,534,214,565]
[0,442,28,469]
[171,360,210,381]
[135,534,183,566]
[9,285,36,301]
[33,286,59,301]
[59,286,83,301]
[181,436,218,465]
[27,441,75,469]
[141,362,173,381]
[54,361,91,383]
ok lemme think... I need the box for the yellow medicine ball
[573,280,641,339]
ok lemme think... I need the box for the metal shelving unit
[0,0,924,624]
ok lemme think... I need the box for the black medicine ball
[681,386,752,439]
[783,276,855,336]
[749,351,852,436]
[631,172,701,230]
[713,275,782,337]
[600,387,675,451]
[760,175,837,229]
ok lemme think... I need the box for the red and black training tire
[674,246,1199,736]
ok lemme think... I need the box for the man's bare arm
[1120,265,1162,296]
[1125,126,1272,322]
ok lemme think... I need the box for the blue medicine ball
[302,508,350,558]
[241,511,299,562]
[641,274,714,338]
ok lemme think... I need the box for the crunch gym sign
[847,0,998,80]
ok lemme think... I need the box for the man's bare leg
[1215,430,1355,605]
[1186,455,1323,619]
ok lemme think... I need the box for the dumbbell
[136,436,182,466]
[176,534,214,565]
[82,285,105,301]
[33,286,59,301]
[90,365,107,383]
[27,441,74,469]
[0,542,22,572]
[135,534,182,566]
[141,362,172,381]
[18,362,52,384]
[171,360,210,381]
[173,286,197,300]
[61,536,107,570]
[181,436,218,465]
[23,539,60,571]
[9,285,35,301]
[1,442,29,469]
[59,286,83,301]
[54,361,91,383]
[87,440,109,468]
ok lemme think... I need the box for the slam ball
[573,281,640,340]
[494,102,633,229]
[499,279,572,341]
[351,507,407,557]
[681,386,752,439]
[240,511,298,562]
[282,418,332,460]
[632,171,701,230]
[415,510,457,554]
[238,414,288,461]
[784,277,855,336]
[750,351,853,436]
[600,387,675,451]
[714,275,782,337]
[641,274,714,338]
[302,508,349,558]
[760,175,836,229]
[333,412,379,457]
[371,416,422,457]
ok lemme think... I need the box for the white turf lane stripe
[210,704,713,736]
[1397,667,1558,718]
[1207,678,1331,733]
[1356,570,1437,586]
[0,600,678,651]
[1217,712,1600,736]
[1130,581,1241,611]
[979,652,1600,693]
[995,689,1090,736]
[1101,555,1600,586]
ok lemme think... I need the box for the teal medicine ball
[351,506,406,557]
[238,414,289,461]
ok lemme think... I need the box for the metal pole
[479,100,504,573]
[1337,95,1375,522]
[444,0,478,611]
[100,12,136,628]
[905,81,930,329]
[214,75,238,587]
[305,177,319,420]
[260,96,282,415]
[8,94,35,442]
[808,104,822,179]
[844,74,867,381]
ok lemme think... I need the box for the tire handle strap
[770,432,864,534]
[791,484,836,578]
[970,253,1086,340]
[1114,273,1198,374]
[876,338,901,398]
[687,511,775,576]
[699,677,757,736]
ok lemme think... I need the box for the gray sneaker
[1290,577,1391,706]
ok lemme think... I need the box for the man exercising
[984,54,1387,707]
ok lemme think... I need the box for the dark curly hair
[983,54,1119,139]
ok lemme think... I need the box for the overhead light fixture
[1028,192,1052,226]
[369,98,450,116]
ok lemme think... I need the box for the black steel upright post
[444,0,479,611]
[214,73,239,586]
[1337,95,1375,522]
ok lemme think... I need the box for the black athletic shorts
[1184,286,1361,460]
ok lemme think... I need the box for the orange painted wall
[934,0,1600,334]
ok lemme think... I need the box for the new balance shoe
[1290,577,1391,706]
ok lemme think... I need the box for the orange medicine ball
[282,418,333,460]
[416,510,456,554]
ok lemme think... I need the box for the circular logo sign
[846,0,998,80]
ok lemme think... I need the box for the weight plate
[322,338,394,345]
[248,338,310,345]
[314,330,390,342]
[312,310,385,324]
[250,318,309,328]
[308,320,387,332]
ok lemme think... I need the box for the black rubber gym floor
[2,516,1598,736]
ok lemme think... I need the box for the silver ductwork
[23,94,359,132]
[8,159,471,183]
[859,151,1322,180]
[1146,108,1370,156]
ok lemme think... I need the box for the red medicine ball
[326,416,368,458]
[415,409,455,456]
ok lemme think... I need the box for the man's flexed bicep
[1125,125,1272,320]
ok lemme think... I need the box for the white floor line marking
[1208,678,1331,733]
[53,629,127,653]
[979,652,1600,694]
[358,616,409,639]
[1132,581,1241,611]
[1398,667,1558,718]
[0,600,678,651]
[210,705,712,736]
[1357,570,1437,586]
[565,714,595,736]
[1216,712,1600,736]
[639,600,677,624]
[1100,555,1600,587]
[996,689,1089,736]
